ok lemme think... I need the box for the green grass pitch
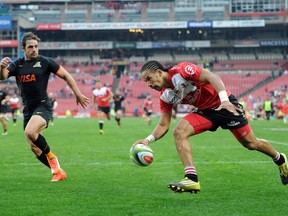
[0,117,287,216]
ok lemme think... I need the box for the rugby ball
[129,143,154,166]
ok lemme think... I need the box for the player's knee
[173,127,187,139]
[24,129,37,141]
[243,142,255,150]
[241,140,259,150]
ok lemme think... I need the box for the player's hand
[76,94,90,108]
[0,57,12,68]
[132,139,149,147]
[215,101,242,116]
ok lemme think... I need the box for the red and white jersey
[144,99,153,112]
[10,97,20,110]
[280,103,288,114]
[92,87,112,107]
[160,62,231,112]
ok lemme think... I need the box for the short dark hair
[21,32,41,48]
[141,60,165,73]
[141,60,174,73]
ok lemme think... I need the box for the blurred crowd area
[0,0,288,118]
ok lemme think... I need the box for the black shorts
[11,108,19,115]
[114,106,123,112]
[196,95,248,130]
[143,107,152,116]
[23,101,52,130]
[98,106,110,115]
[0,105,8,114]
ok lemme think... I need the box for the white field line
[1,160,273,167]
[268,140,288,146]
[2,140,286,166]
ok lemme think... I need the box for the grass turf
[0,117,287,216]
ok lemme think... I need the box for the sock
[115,117,120,125]
[33,134,50,154]
[37,153,50,168]
[184,166,198,182]
[13,119,16,123]
[99,121,104,130]
[273,152,285,166]
[46,151,56,160]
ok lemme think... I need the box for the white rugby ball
[129,143,154,166]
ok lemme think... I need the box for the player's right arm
[93,95,98,110]
[0,57,12,80]
[133,110,172,146]
[56,66,90,108]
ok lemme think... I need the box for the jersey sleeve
[106,87,112,95]
[7,60,20,77]
[159,99,173,113]
[47,57,60,74]
[178,62,202,81]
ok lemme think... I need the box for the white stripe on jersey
[160,73,198,105]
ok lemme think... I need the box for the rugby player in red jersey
[0,32,90,182]
[132,60,288,193]
[142,95,154,125]
[9,94,21,126]
[92,80,113,135]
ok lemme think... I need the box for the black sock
[99,122,103,130]
[185,174,198,182]
[34,134,50,154]
[37,153,50,168]
[274,154,285,166]
[115,117,120,124]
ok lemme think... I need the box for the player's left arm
[133,110,172,147]
[93,95,98,110]
[56,66,90,108]
[199,68,242,115]
[123,99,128,110]
[53,100,58,109]
[106,89,114,102]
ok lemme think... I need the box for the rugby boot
[168,177,200,193]
[279,153,288,185]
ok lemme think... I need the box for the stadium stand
[174,7,197,21]
[63,10,88,23]
[33,10,62,23]
[1,0,287,117]
[201,7,225,20]
[219,72,272,97]
[245,73,288,111]
[146,8,170,21]
[119,9,142,22]
[91,9,115,22]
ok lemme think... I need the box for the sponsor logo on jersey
[184,65,195,75]
[181,83,189,89]
[169,96,178,104]
[33,62,41,68]
[183,89,200,104]
[18,74,36,82]
[173,89,180,95]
